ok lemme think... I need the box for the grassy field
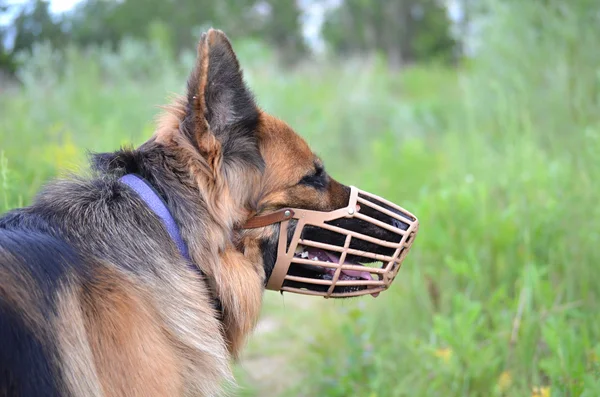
[2,3,600,396]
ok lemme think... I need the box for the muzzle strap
[242,208,295,229]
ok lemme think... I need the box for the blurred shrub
[283,1,600,396]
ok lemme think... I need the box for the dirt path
[236,294,319,396]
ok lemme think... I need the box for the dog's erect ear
[183,29,259,144]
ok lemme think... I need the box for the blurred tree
[12,0,67,54]
[0,0,68,76]
[0,0,16,75]
[0,0,308,74]
[322,0,457,68]
[68,0,120,49]
[69,0,214,52]
[454,0,600,58]
[259,1,307,64]
[68,0,307,62]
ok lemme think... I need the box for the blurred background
[1,0,599,396]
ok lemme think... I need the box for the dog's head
[153,29,417,298]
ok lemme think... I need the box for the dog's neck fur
[93,128,266,357]
[93,29,274,357]
[156,105,267,356]
[118,173,225,317]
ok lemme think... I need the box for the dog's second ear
[183,29,259,149]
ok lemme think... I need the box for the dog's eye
[299,165,327,190]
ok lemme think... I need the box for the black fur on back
[0,228,88,397]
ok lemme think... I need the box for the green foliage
[322,0,457,67]
[1,1,600,396]
[281,1,600,396]
[0,152,22,212]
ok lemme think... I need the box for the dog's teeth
[301,252,309,259]
[312,256,319,261]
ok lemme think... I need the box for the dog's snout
[391,217,408,231]
[359,193,411,231]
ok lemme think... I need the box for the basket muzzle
[243,186,419,298]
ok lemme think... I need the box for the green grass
[1,3,600,396]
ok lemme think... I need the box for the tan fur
[155,96,186,142]
[79,266,182,396]
[216,247,264,356]
[254,113,346,212]
[54,285,107,397]
[257,113,316,192]
[154,100,264,360]
[196,34,210,125]
[0,250,46,335]
[51,261,232,397]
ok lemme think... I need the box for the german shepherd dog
[0,29,411,396]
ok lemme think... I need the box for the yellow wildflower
[531,386,550,397]
[433,347,452,363]
[43,135,81,171]
[497,371,512,392]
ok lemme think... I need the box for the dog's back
[0,177,230,396]
[0,217,84,396]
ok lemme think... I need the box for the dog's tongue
[321,250,372,280]
[305,248,379,298]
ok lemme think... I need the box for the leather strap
[242,208,295,229]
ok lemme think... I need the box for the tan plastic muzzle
[243,186,419,298]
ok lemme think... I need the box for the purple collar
[119,174,223,317]
[119,174,191,262]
